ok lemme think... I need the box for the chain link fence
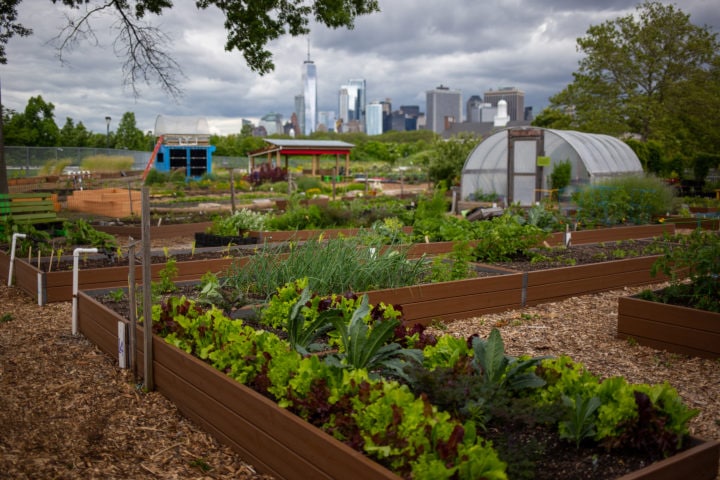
[4,147,250,177]
[4,146,152,177]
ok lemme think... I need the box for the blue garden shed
[153,115,216,179]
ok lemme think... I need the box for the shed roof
[249,139,355,157]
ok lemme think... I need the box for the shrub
[650,229,720,312]
[144,169,169,186]
[295,175,324,192]
[208,208,269,235]
[573,175,675,226]
[549,160,572,197]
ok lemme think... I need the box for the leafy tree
[547,2,719,149]
[59,117,92,147]
[3,95,59,146]
[660,55,720,161]
[113,112,146,150]
[211,133,266,157]
[531,108,573,130]
[625,138,668,176]
[427,132,481,188]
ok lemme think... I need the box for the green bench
[0,193,63,231]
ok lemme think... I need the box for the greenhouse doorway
[508,129,544,206]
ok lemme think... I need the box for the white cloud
[1,0,717,136]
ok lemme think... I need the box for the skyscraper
[483,87,524,122]
[426,85,462,134]
[365,102,383,135]
[294,94,305,135]
[338,78,366,130]
[301,43,317,136]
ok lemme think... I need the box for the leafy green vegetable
[559,394,601,448]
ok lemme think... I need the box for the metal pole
[332,166,337,201]
[229,168,236,214]
[8,233,26,286]
[128,239,139,382]
[72,247,98,335]
[142,187,154,390]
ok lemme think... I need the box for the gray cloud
[2,0,717,136]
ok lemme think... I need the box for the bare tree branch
[52,0,183,99]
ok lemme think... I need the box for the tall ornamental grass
[573,175,675,226]
[223,236,429,298]
[80,155,135,172]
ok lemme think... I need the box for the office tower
[366,102,383,135]
[338,78,366,129]
[318,111,337,132]
[426,85,462,133]
[302,44,317,135]
[294,94,305,136]
[483,87,525,122]
[466,95,484,123]
[259,113,283,136]
[524,106,534,121]
[380,99,392,133]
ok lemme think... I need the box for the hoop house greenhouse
[460,127,642,206]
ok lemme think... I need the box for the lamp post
[105,116,111,148]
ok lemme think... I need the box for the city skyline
[2,1,718,136]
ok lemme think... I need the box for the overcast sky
[2,1,718,137]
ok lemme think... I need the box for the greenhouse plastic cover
[154,115,210,135]
[462,128,641,178]
[546,129,641,175]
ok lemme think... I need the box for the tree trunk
[0,78,9,194]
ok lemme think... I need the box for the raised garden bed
[544,223,675,245]
[1,224,675,307]
[663,217,720,231]
[367,255,669,326]
[3,249,254,305]
[76,289,720,480]
[93,221,214,240]
[617,294,720,358]
[247,226,414,243]
[194,232,259,247]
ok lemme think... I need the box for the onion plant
[222,235,430,299]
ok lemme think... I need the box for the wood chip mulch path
[1,281,718,479]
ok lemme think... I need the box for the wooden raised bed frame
[617,295,720,358]
[94,221,214,240]
[3,251,250,305]
[77,290,720,480]
[367,255,669,326]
